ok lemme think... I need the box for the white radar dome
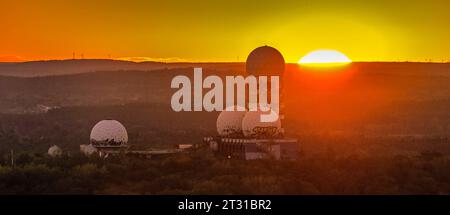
[216,106,247,137]
[48,145,63,157]
[242,108,282,138]
[90,120,128,146]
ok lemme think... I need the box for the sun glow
[299,50,351,66]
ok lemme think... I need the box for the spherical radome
[48,145,63,157]
[246,46,285,76]
[90,120,128,146]
[216,106,247,137]
[242,109,282,138]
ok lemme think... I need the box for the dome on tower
[246,46,285,76]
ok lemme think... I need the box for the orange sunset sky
[1,0,450,63]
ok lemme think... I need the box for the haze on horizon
[1,0,450,63]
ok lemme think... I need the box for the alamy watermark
[171,68,280,122]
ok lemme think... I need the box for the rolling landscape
[1,60,450,152]
[0,60,449,194]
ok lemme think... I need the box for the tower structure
[203,46,299,160]
[245,45,286,136]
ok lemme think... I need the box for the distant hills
[0,59,169,77]
[0,62,449,114]
[0,59,246,77]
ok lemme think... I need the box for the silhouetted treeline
[0,149,449,194]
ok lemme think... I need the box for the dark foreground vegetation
[1,148,449,195]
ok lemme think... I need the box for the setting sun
[299,50,351,66]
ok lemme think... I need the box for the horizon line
[1,58,450,64]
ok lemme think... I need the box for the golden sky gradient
[1,0,450,62]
